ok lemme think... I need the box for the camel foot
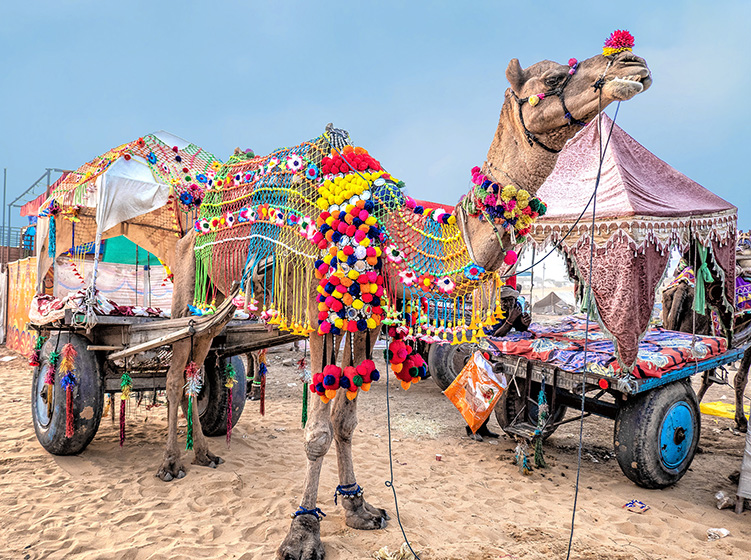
[157,455,186,482]
[735,419,748,434]
[341,495,389,530]
[192,449,225,468]
[277,514,325,560]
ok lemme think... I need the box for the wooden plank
[87,345,125,351]
[108,285,240,360]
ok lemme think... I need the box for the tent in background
[532,292,574,315]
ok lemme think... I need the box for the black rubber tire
[494,377,566,440]
[614,379,700,489]
[198,353,247,437]
[31,333,104,455]
[428,342,474,391]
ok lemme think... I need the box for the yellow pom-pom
[365,216,377,226]
[366,318,377,329]
[352,299,364,310]
[447,215,457,225]
[528,95,540,106]
[401,380,412,390]
[317,198,328,210]
[348,269,359,280]
[325,389,337,399]
[320,395,331,404]
[361,238,370,247]
[318,302,327,311]
[334,318,344,328]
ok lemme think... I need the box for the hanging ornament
[120,372,132,447]
[184,362,201,451]
[224,363,237,447]
[59,343,78,438]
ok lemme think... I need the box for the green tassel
[302,383,308,429]
[534,436,547,468]
[186,396,194,451]
[693,244,714,315]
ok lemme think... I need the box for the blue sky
[1,1,749,230]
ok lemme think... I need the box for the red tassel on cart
[119,400,126,446]
[59,343,78,439]
[66,388,74,437]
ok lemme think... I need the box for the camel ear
[506,58,526,94]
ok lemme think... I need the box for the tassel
[515,442,532,475]
[301,383,308,429]
[48,215,56,258]
[29,335,46,367]
[224,364,237,447]
[533,385,549,469]
[258,350,267,416]
[183,361,201,451]
[59,343,77,438]
[45,351,60,418]
[120,373,132,447]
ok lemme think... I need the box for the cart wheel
[494,378,566,440]
[31,333,104,455]
[198,353,247,437]
[428,342,473,391]
[614,379,700,489]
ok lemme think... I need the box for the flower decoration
[399,269,417,286]
[603,29,634,57]
[225,212,235,227]
[416,273,435,292]
[272,208,285,225]
[136,138,146,148]
[180,192,194,206]
[384,244,405,264]
[267,157,281,172]
[286,153,304,172]
[305,163,319,181]
[211,161,222,171]
[464,263,485,281]
[147,152,157,164]
[436,276,455,294]
[238,208,250,223]
[210,217,221,230]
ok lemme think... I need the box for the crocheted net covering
[192,129,508,342]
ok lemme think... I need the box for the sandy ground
[1,343,750,560]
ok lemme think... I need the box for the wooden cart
[429,337,751,489]
[30,294,301,456]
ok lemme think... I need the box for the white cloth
[95,156,170,234]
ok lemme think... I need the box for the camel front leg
[331,330,389,530]
[277,334,331,560]
[734,349,751,433]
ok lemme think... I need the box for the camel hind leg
[331,330,389,530]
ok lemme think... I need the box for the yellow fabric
[700,401,750,420]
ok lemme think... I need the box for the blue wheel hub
[659,401,695,469]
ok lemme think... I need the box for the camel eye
[545,75,564,87]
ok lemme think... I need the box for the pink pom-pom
[405,197,416,209]
[471,166,481,174]
[568,58,578,67]
[604,29,634,50]
[504,250,518,265]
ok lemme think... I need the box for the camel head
[505,50,651,141]
[469,30,652,272]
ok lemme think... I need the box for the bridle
[511,59,614,154]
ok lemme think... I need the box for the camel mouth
[604,72,650,100]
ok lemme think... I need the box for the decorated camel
[662,233,751,432]
[154,32,650,559]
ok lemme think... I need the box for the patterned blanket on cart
[485,316,727,379]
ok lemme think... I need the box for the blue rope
[334,483,363,505]
[292,506,326,520]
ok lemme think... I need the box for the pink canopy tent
[530,114,737,370]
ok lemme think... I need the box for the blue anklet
[291,506,326,520]
[334,483,363,505]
